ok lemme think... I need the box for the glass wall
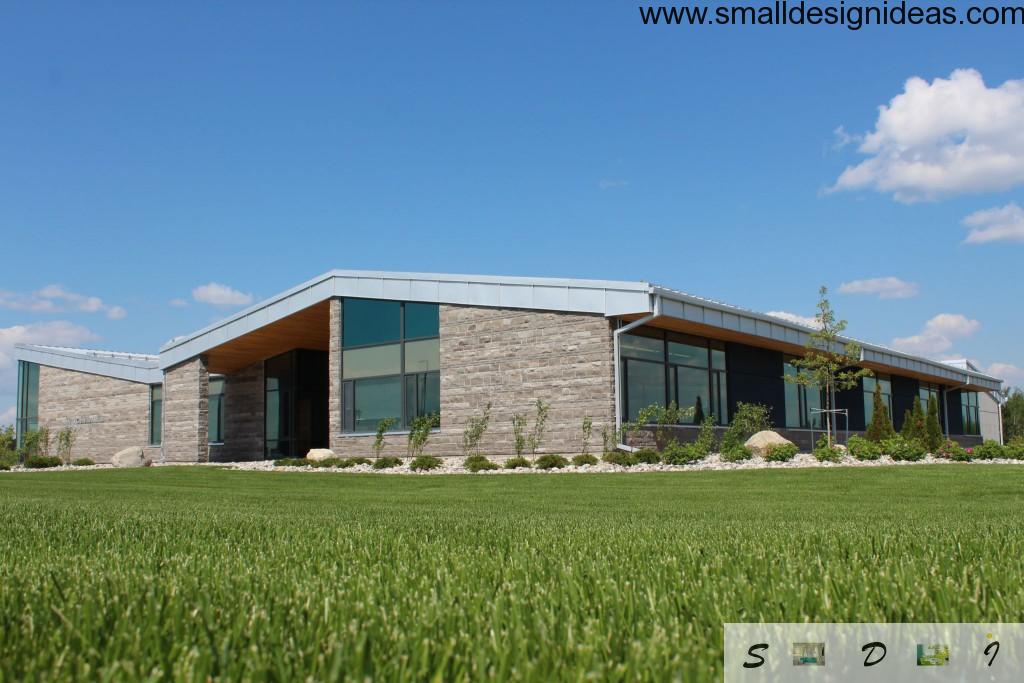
[265,350,328,458]
[919,382,940,412]
[208,377,225,444]
[149,385,162,446]
[782,358,822,429]
[961,391,980,435]
[621,330,728,424]
[16,361,40,449]
[863,374,893,427]
[341,299,440,433]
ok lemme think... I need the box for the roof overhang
[159,269,653,369]
[14,344,163,384]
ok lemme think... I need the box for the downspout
[614,294,661,452]
[992,390,1005,445]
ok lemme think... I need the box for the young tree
[785,286,871,447]
[900,399,926,444]
[865,383,895,442]
[1003,388,1024,443]
[925,395,943,452]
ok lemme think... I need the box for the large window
[863,374,892,427]
[208,377,225,444]
[919,382,940,412]
[15,360,40,449]
[783,358,823,429]
[621,330,728,424]
[149,385,162,446]
[961,391,980,435]
[341,299,440,433]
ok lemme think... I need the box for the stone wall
[209,361,264,462]
[36,365,160,464]
[163,357,209,463]
[327,298,343,453]
[330,304,616,458]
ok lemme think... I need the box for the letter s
[743,643,768,668]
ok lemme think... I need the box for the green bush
[693,416,718,456]
[313,457,347,468]
[72,458,95,467]
[503,456,532,470]
[602,451,638,467]
[464,455,499,472]
[720,445,752,463]
[661,440,704,465]
[25,455,62,469]
[409,456,442,472]
[813,436,843,463]
[865,383,896,442]
[347,457,372,467]
[0,463,9,471]
[764,442,799,462]
[973,440,1006,460]
[534,454,569,470]
[372,456,402,470]
[937,439,967,461]
[634,448,660,465]
[274,458,313,467]
[720,403,771,451]
[846,435,881,461]
[571,453,599,467]
[882,436,925,462]
[1006,438,1024,460]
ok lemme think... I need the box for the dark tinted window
[404,303,439,339]
[343,299,401,347]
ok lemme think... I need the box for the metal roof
[14,344,163,385]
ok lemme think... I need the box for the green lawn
[1,466,1022,681]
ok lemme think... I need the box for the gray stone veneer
[162,357,209,463]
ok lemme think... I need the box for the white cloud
[986,362,1024,388]
[831,69,1024,202]
[891,313,981,355]
[832,125,861,150]
[191,283,253,307]
[837,276,919,299]
[0,321,101,420]
[766,310,821,329]
[962,202,1024,244]
[168,298,189,308]
[0,285,126,319]
[0,405,13,426]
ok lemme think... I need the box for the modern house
[14,270,1004,464]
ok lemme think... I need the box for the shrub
[571,453,598,467]
[634,448,661,465]
[602,451,638,467]
[694,416,717,456]
[407,413,440,459]
[528,399,550,455]
[720,445,752,463]
[348,457,372,467]
[504,456,532,470]
[373,417,398,459]
[464,454,499,472]
[0,463,9,471]
[846,435,881,461]
[973,440,1006,460]
[813,436,843,463]
[511,414,527,457]
[936,439,967,461]
[899,400,926,445]
[461,403,492,457]
[372,456,402,470]
[661,440,704,465]
[636,402,683,451]
[720,403,771,451]
[72,458,95,467]
[1006,438,1024,460]
[55,427,76,464]
[865,383,896,442]
[313,457,347,468]
[579,416,593,458]
[534,454,569,470]
[882,436,925,462]
[924,396,943,452]
[409,455,442,472]
[274,458,312,467]
[25,455,62,469]
[764,442,799,462]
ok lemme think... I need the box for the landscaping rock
[111,446,145,468]
[744,430,795,457]
[306,448,336,462]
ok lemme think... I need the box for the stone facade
[162,357,209,463]
[36,365,160,464]
[329,304,616,458]
[209,361,264,462]
[327,298,343,453]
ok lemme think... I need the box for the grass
[1,466,1023,681]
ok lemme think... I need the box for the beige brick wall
[36,365,161,464]
[330,304,616,458]
[328,297,343,452]
[209,361,264,462]
[163,357,208,463]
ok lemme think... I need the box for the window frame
[208,376,226,445]
[149,384,163,446]
[961,391,980,436]
[863,374,893,428]
[783,357,824,430]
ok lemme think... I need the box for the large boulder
[744,430,795,457]
[306,448,336,462]
[111,446,145,468]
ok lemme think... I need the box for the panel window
[961,392,980,436]
[265,355,293,458]
[675,365,710,424]
[621,333,665,362]
[668,336,708,368]
[149,385,163,446]
[624,359,666,421]
[341,300,440,432]
[16,360,40,449]
[919,382,940,411]
[208,377,225,444]
[783,358,822,429]
[863,375,892,427]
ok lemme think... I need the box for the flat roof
[14,344,163,384]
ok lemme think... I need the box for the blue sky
[2,2,1023,421]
